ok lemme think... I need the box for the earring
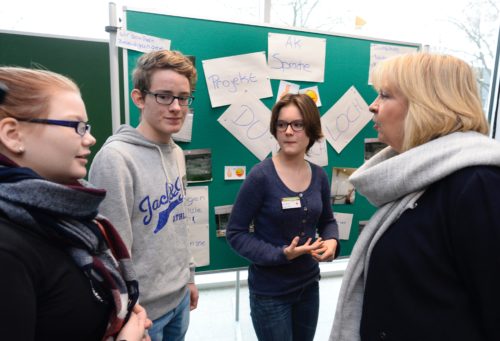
[18,146,25,153]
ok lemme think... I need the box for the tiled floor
[186,261,345,341]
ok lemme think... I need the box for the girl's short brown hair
[270,93,323,153]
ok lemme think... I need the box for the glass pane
[1,0,498,116]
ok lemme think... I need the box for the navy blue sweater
[361,166,500,341]
[226,158,339,296]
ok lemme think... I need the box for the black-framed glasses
[276,120,305,132]
[143,90,194,106]
[17,118,91,137]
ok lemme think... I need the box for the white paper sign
[305,138,328,166]
[188,224,209,267]
[321,86,372,153]
[202,52,272,108]
[172,110,193,142]
[334,212,353,240]
[185,186,209,267]
[116,29,171,53]
[268,33,326,82]
[218,94,274,161]
[369,44,418,83]
[185,186,209,225]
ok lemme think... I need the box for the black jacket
[361,166,500,341]
[0,217,111,340]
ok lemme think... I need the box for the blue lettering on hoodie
[139,177,185,233]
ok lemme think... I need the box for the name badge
[281,196,301,210]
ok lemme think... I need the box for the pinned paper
[334,212,353,240]
[186,186,209,267]
[218,94,274,161]
[203,52,272,107]
[116,30,170,53]
[271,137,328,167]
[268,33,326,82]
[172,109,193,142]
[276,80,300,102]
[321,86,372,153]
[299,86,322,107]
[225,166,246,180]
[305,138,328,166]
[369,44,418,83]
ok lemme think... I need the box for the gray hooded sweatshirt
[89,125,194,321]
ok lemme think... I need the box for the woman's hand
[283,237,324,261]
[310,239,338,262]
[116,304,152,341]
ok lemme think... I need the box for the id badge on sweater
[281,197,301,209]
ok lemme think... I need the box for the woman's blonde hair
[0,67,79,120]
[370,52,488,152]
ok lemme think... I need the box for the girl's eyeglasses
[17,118,91,137]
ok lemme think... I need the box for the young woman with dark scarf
[0,67,151,341]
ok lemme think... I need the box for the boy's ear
[0,118,25,154]
[131,89,145,110]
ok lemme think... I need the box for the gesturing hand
[283,236,324,261]
[310,239,338,262]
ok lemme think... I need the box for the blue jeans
[149,290,190,341]
[250,280,320,341]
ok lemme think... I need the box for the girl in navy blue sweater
[227,93,339,341]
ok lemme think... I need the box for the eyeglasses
[17,118,91,137]
[143,91,194,106]
[276,120,305,132]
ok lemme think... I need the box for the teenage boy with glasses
[90,50,198,341]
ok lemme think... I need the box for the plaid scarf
[0,155,139,341]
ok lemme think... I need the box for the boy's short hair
[132,50,197,93]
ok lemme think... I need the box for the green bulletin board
[123,9,420,272]
[0,31,112,168]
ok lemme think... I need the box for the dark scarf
[0,155,139,341]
